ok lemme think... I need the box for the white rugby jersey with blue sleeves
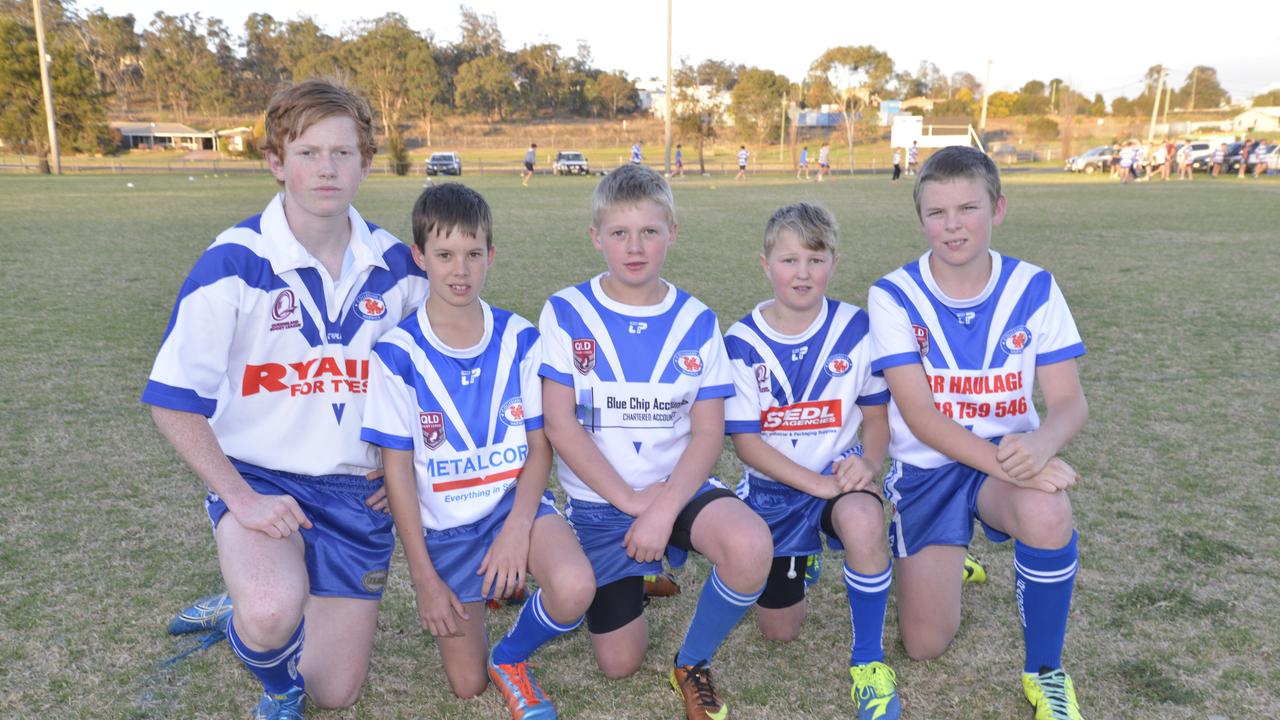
[142,194,429,476]
[868,250,1086,469]
[361,301,542,531]
[538,274,735,504]
[725,298,889,479]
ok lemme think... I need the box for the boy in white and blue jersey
[142,79,429,719]
[362,184,593,720]
[868,146,1089,720]
[539,164,772,720]
[724,203,900,720]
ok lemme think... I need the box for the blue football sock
[226,616,305,695]
[1015,531,1079,673]
[845,561,892,665]
[675,567,764,667]
[491,588,583,665]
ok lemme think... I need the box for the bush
[1026,116,1060,141]
[387,133,410,176]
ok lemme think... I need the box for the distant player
[817,142,831,182]
[539,164,772,720]
[674,143,685,178]
[892,148,903,183]
[144,79,429,719]
[631,141,644,165]
[725,203,900,719]
[869,146,1088,720]
[735,145,749,180]
[522,142,537,187]
[797,146,810,180]
[906,141,920,175]
[363,183,594,720]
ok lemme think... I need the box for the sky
[83,0,1280,103]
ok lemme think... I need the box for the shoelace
[1034,670,1073,715]
[853,663,897,699]
[497,662,544,706]
[683,665,722,709]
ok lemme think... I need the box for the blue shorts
[566,479,731,588]
[883,460,1010,558]
[737,475,849,557]
[424,488,560,603]
[206,460,394,599]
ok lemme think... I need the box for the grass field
[1,169,1277,719]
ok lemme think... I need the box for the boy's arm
[831,402,891,494]
[731,432,841,498]
[623,396,725,563]
[541,378,651,516]
[151,406,311,537]
[382,447,469,637]
[478,428,552,600]
[996,359,1088,481]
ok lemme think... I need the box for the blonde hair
[763,202,839,258]
[591,164,676,228]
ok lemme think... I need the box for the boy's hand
[832,456,881,496]
[621,483,665,517]
[234,492,312,539]
[1030,457,1081,493]
[415,576,469,638]
[622,506,676,564]
[478,522,531,601]
[996,432,1054,482]
[363,470,389,513]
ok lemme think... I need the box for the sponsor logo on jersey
[361,569,388,593]
[825,353,852,377]
[500,397,525,426]
[420,411,445,449]
[754,363,770,393]
[573,338,596,375]
[461,367,481,385]
[912,324,930,356]
[761,399,843,431]
[629,321,649,334]
[1000,325,1032,354]
[242,357,369,396]
[954,310,976,325]
[269,289,302,331]
[791,346,809,362]
[672,350,703,376]
[354,291,387,321]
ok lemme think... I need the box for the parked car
[1065,145,1114,174]
[1259,142,1280,173]
[1178,141,1216,172]
[425,152,462,175]
[553,151,590,175]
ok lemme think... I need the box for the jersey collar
[918,249,1003,308]
[258,194,390,275]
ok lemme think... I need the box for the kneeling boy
[539,164,773,720]
[725,203,899,719]
[362,184,594,720]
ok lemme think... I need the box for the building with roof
[1232,107,1280,133]
[111,122,254,153]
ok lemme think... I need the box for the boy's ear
[589,224,602,251]
[486,243,496,267]
[410,243,428,272]
[266,151,285,182]
[992,194,1008,226]
[758,252,769,276]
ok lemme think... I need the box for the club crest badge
[754,363,770,393]
[354,291,387,321]
[825,353,852,377]
[673,350,703,376]
[500,397,525,426]
[419,411,445,450]
[912,324,930,357]
[573,338,597,375]
[1000,325,1032,354]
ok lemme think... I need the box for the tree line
[2,0,1267,174]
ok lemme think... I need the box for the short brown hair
[263,78,377,163]
[411,183,493,251]
[763,203,839,258]
[912,146,1002,219]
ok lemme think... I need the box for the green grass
[1,170,1276,719]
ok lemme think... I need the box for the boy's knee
[901,633,951,662]
[308,681,363,710]
[834,497,887,544]
[231,599,302,647]
[545,568,596,618]
[1015,491,1074,547]
[449,676,488,700]
[758,620,802,643]
[597,655,643,680]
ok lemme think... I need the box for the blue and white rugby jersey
[142,194,429,476]
[725,298,888,482]
[868,250,1086,469]
[361,302,542,531]
[538,275,735,504]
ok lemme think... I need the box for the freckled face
[267,115,370,222]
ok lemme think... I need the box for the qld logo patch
[825,354,852,377]
[912,324,930,356]
[354,292,387,321]
[1000,325,1032,354]
[419,411,445,450]
[754,363,770,393]
[572,338,597,375]
[269,289,301,331]
[500,397,525,426]
[673,350,703,376]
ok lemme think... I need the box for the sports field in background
[0,169,1276,719]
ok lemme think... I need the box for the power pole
[32,0,61,175]
[779,96,786,161]
[1189,68,1198,110]
[663,0,673,175]
[1147,68,1165,143]
[978,58,992,136]
[1162,73,1172,127]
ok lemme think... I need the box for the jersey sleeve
[695,316,735,402]
[856,371,890,406]
[868,281,922,375]
[141,265,239,417]
[536,299,576,388]
[519,331,545,432]
[1034,276,1087,366]
[723,330,763,435]
[360,342,416,451]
